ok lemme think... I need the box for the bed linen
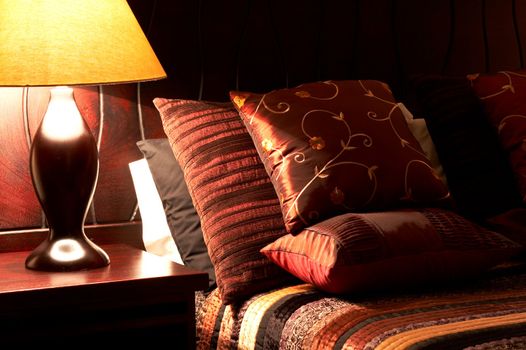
[196,262,526,350]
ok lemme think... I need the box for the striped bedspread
[196,265,526,349]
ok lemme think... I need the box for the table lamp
[0,1,166,271]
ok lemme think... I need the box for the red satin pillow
[231,80,450,234]
[261,208,522,294]
[469,70,526,202]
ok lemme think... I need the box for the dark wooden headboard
[1,0,524,250]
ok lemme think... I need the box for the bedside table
[0,244,208,347]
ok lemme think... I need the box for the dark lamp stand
[25,87,110,271]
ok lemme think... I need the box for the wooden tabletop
[0,243,209,295]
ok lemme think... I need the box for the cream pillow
[128,159,183,264]
[399,103,448,186]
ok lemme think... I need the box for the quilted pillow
[468,70,526,203]
[154,98,296,304]
[261,208,522,294]
[231,80,450,234]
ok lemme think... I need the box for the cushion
[128,158,183,265]
[153,98,297,304]
[261,208,522,294]
[230,80,451,234]
[468,70,526,203]
[399,103,447,186]
[136,138,216,290]
[410,74,522,222]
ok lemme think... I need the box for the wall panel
[1,0,524,234]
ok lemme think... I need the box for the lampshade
[0,0,166,86]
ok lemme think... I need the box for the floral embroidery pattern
[309,136,325,150]
[232,80,450,232]
[262,139,273,152]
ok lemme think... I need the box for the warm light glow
[137,252,175,278]
[40,87,85,141]
[49,239,86,262]
[0,0,166,86]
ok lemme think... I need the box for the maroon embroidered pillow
[261,208,522,294]
[231,80,451,234]
[154,98,296,304]
[469,70,526,202]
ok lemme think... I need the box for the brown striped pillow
[154,98,296,304]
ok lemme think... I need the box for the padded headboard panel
[137,0,526,101]
[0,0,525,234]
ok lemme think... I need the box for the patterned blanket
[196,264,526,349]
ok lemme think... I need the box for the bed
[127,128,524,349]
[196,266,526,350]
[121,1,526,349]
[140,82,526,349]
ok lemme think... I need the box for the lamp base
[27,86,109,272]
[25,234,110,272]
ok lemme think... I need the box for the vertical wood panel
[485,0,521,71]
[75,86,101,137]
[94,84,142,223]
[127,1,180,136]
[396,0,452,76]
[269,0,323,87]
[126,0,153,32]
[352,0,398,84]
[134,0,202,139]
[199,0,248,100]
[514,0,526,68]
[137,87,167,140]
[445,0,486,75]
[0,88,40,229]
[236,1,287,93]
[126,0,166,138]
[140,0,201,100]
[27,87,51,141]
[74,86,102,225]
[26,87,52,228]
[319,0,358,81]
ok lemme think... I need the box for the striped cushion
[154,98,295,304]
[261,208,522,294]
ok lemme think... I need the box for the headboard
[0,0,524,250]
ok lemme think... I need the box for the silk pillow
[231,80,450,234]
[261,208,522,294]
[154,98,296,304]
[469,70,526,203]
